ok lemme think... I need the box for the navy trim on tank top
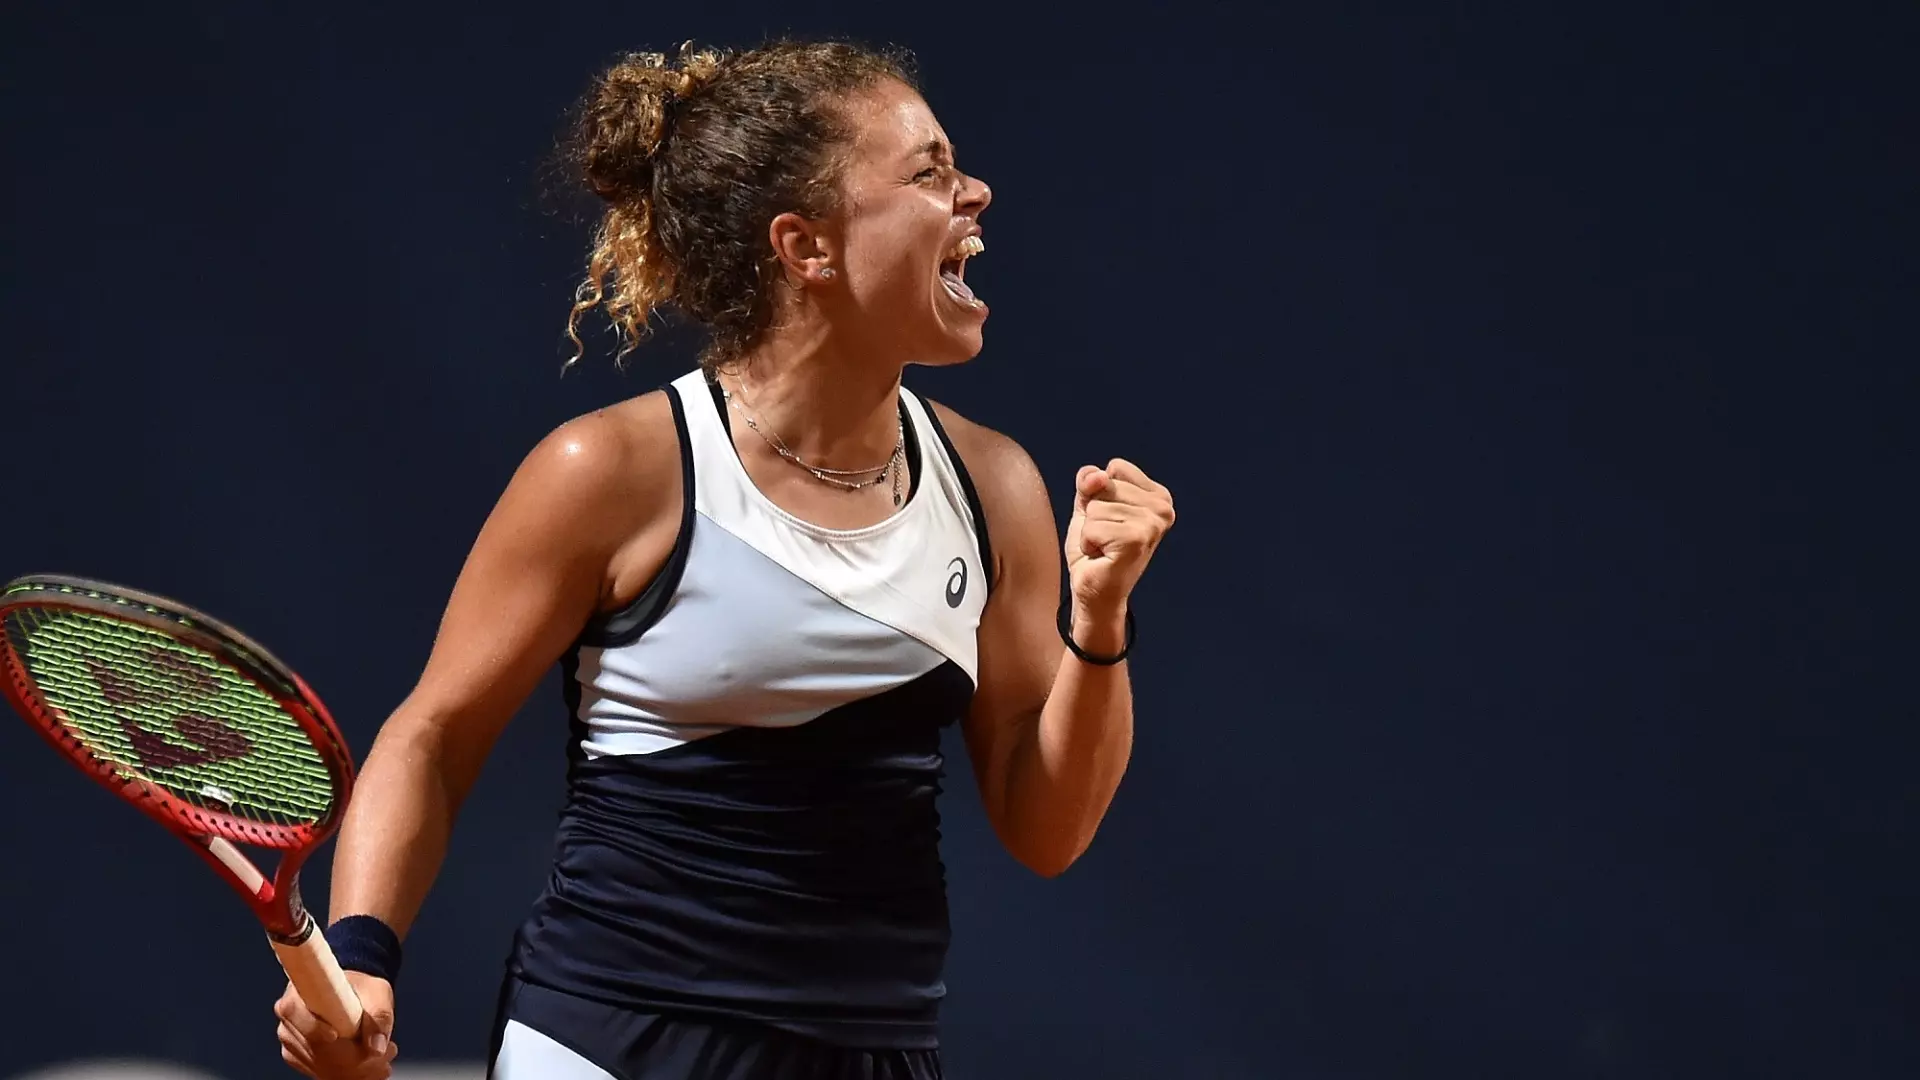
[575,384,696,650]
[916,401,994,595]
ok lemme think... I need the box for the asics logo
[945,557,968,608]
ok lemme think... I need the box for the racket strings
[3,606,335,829]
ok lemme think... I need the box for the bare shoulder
[924,400,1049,517]
[528,389,677,475]
[924,401,1056,585]
[496,389,681,545]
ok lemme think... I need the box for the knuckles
[1075,458,1175,551]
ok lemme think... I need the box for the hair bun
[577,47,725,203]
[560,37,915,372]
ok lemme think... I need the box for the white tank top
[567,366,993,757]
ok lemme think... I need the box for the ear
[769,211,839,286]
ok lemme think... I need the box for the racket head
[0,574,355,922]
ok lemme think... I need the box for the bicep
[959,437,1062,822]
[403,495,600,752]
[383,415,667,792]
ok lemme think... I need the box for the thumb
[360,1006,395,1054]
[1074,466,1108,512]
[344,973,396,1053]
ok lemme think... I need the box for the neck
[721,327,904,472]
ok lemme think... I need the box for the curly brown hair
[560,39,917,370]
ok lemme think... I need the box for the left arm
[936,405,1176,877]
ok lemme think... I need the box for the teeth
[947,235,984,261]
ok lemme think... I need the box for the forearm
[1000,608,1134,876]
[325,720,464,938]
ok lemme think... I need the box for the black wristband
[1059,605,1135,666]
[324,914,404,984]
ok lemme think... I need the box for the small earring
[820,267,836,280]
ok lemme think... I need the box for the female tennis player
[273,39,1174,1079]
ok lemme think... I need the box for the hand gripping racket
[0,573,365,1035]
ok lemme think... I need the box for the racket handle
[270,915,366,1036]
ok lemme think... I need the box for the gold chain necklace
[720,376,906,507]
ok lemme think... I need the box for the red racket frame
[0,573,357,940]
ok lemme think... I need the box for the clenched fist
[1064,457,1175,642]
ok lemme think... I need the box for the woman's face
[825,79,993,367]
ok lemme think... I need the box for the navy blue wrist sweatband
[324,914,404,984]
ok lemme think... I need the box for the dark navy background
[2,3,1914,1077]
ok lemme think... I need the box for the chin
[918,329,984,367]
[917,297,987,366]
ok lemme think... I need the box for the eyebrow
[907,139,954,163]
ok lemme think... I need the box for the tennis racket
[0,573,364,1034]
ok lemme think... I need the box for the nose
[958,171,992,215]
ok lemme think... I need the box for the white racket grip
[271,917,366,1036]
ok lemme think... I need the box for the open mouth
[939,234,985,308]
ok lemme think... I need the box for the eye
[914,166,942,182]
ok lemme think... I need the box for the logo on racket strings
[87,653,257,771]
